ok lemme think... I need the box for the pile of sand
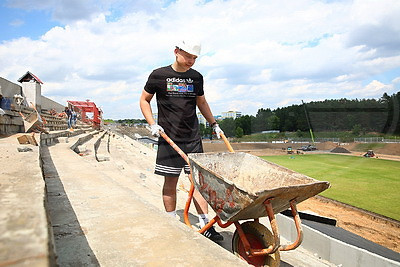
[317,141,337,150]
[331,146,351,153]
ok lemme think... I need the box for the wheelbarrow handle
[159,131,189,164]
[220,133,235,152]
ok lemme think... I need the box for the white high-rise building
[197,112,207,125]
[221,110,242,119]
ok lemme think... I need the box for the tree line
[201,92,400,138]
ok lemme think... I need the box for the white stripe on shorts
[155,164,182,176]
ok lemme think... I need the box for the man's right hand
[150,124,164,137]
[212,123,224,139]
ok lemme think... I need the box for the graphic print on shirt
[166,77,196,97]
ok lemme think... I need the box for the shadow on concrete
[176,209,293,266]
[40,145,100,266]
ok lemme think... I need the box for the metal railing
[354,137,400,143]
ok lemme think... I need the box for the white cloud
[1,0,400,119]
[347,80,395,98]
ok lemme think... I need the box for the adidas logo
[166,77,194,83]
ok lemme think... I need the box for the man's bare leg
[192,182,223,241]
[193,189,208,214]
[162,176,179,212]
[163,176,208,214]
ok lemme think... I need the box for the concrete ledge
[94,131,109,162]
[277,213,400,267]
[40,129,86,146]
[0,140,54,266]
[69,130,98,152]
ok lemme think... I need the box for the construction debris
[17,146,33,152]
[20,103,48,134]
[17,133,38,146]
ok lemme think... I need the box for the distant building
[18,71,43,112]
[197,112,207,125]
[261,130,280,133]
[221,110,242,119]
[0,71,64,113]
[196,113,224,127]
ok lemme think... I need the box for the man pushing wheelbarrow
[140,39,225,241]
[140,40,330,266]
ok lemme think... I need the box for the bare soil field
[203,141,400,253]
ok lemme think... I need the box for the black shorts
[155,138,203,177]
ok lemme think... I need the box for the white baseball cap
[176,40,201,56]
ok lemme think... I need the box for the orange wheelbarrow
[160,131,330,267]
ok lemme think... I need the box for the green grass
[261,154,400,221]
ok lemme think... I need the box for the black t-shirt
[144,65,204,142]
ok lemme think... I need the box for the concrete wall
[0,77,22,106]
[276,214,400,267]
[42,96,64,113]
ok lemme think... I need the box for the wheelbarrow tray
[188,152,330,222]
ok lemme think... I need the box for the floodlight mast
[302,100,315,144]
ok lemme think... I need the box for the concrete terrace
[1,128,400,266]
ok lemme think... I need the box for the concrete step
[42,138,247,266]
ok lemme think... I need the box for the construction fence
[354,137,400,143]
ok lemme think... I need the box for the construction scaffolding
[67,100,102,129]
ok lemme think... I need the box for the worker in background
[140,40,224,242]
[64,106,72,129]
[72,110,77,127]
[0,94,4,115]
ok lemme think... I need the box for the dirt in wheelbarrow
[203,141,400,253]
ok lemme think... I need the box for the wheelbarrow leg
[263,198,281,254]
[231,199,281,257]
[279,200,304,251]
[262,198,304,252]
[198,216,233,234]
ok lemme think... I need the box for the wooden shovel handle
[220,133,234,152]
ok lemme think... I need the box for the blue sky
[1,0,399,119]
[0,6,55,41]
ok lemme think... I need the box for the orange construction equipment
[67,100,102,129]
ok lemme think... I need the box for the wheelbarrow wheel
[232,221,280,267]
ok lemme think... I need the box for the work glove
[149,124,164,137]
[212,123,224,139]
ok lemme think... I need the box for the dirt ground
[203,141,400,253]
